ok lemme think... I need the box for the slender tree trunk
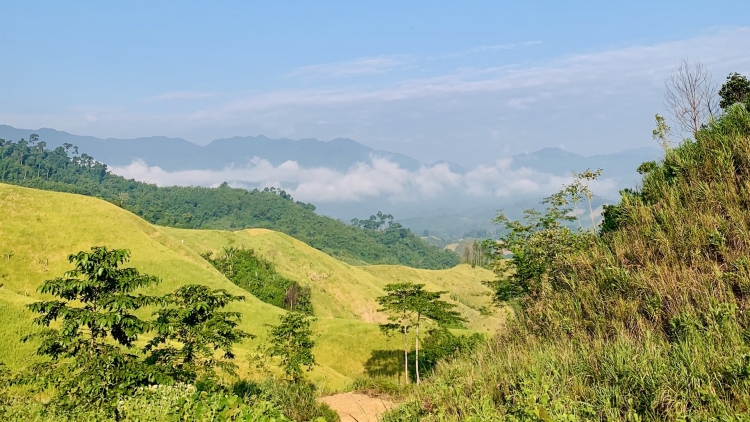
[403,325,409,384]
[415,320,420,384]
[587,196,596,232]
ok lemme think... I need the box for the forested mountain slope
[385,107,750,420]
[0,137,458,269]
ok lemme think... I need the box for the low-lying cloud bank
[109,156,617,205]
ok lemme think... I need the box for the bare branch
[664,59,718,137]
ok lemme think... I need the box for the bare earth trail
[320,392,395,422]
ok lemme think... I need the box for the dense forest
[0,137,458,269]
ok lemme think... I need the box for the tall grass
[385,106,750,420]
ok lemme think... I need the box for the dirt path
[319,392,395,422]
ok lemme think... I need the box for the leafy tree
[563,168,603,231]
[485,192,581,304]
[266,312,316,382]
[719,72,750,109]
[24,246,163,418]
[376,283,418,383]
[652,114,673,152]
[145,284,253,382]
[408,286,465,384]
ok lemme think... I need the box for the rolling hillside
[161,227,503,332]
[0,182,500,391]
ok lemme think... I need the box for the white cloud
[109,156,617,205]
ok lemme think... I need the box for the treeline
[0,137,459,269]
[204,247,313,315]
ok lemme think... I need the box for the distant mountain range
[0,125,421,172]
[0,125,659,179]
[0,124,661,239]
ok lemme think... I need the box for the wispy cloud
[436,40,542,59]
[288,55,411,79]
[144,91,219,102]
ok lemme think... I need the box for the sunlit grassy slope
[0,183,501,390]
[161,227,504,332]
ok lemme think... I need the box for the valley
[0,183,500,391]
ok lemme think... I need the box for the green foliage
[266,312,316,382]
[377,283,465,383]
[351,211,393,230]
[383,102,750,420]
[18,246,262,420]
[719,72,750,109]
[205,247,312,315]
[485,192,583,304]
[145,285,253,382]
[24,246,164,417]
[414,329,483,378]
[172,389,292,422]
[0,139,458,269]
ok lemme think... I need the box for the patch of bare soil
[319,392,395,422]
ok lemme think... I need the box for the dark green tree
[266,312,316,382]
[719,72,750,110]
[145,284,252,382]
[24,246,163,418]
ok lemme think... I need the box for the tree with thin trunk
[664,59,718,136]
[564,168,602,232]
[377,283,465,384]
[652,114,673,152]
[409,288,465,384]
[377,283,418,384]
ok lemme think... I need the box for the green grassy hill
[384,107,750,420]
[162,227,503,332]
[0,183,498,391]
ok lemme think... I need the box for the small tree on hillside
[145,284,252,382]
[719,72,750,110]
[377,283,419,384]
[24,246,163,419]
[266,312,316,382]
[564,168,602,232]
[409,288,465,384]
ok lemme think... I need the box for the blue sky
[2,1,750,166]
